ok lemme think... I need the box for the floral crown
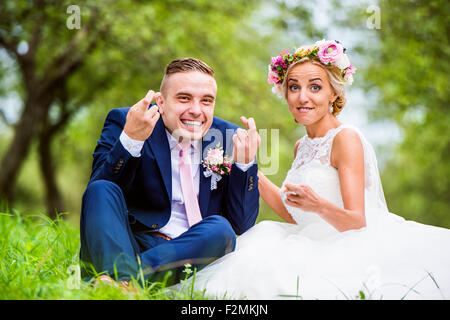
[267,39,357,97]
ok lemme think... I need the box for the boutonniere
[202,143,233,190]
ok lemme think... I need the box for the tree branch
[0,33,19,58]
[0,108,12,126]
[36,7,108,97]
[47,99,72,136]
[23,0,46,65]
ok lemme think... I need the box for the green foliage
[381,112,450,227]
[359,0,450,227]
[0,211,81,299]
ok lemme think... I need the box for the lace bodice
[292,125,346,169]
[281,125,349,236]
[281,124,391,236]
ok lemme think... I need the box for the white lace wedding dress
[188,124,450,300]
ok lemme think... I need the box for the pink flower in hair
[317,40,344,65]
[271,56,281,66]
[267,70,279,85]
[268,39,356,97]
[343,64,357,85]
[345,64,357,75]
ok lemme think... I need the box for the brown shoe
[94,275,116,286]
[94,275,139,294]
[118,279,140,294]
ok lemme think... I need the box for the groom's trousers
[79,180,236,284]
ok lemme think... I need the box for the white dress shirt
[119,129,254,239]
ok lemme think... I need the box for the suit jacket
[88,107,259,235]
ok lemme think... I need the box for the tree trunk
[0,3,101,213]
[38,128,65,220]
[37,90,72,220]
[0,92,53,207]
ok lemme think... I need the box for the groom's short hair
[160,58,215,94]
[165,58,214,76]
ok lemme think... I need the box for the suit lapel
[146,117,172,201]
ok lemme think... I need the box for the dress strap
[324,124,350,141]
[293,125,346,168]
[320,124,348,166]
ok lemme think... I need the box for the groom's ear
[154,92,164,115]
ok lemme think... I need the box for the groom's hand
[123,90,160,141]
[233,116,261,164]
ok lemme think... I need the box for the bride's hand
[282,183,324,213]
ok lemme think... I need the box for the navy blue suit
[80,107,259,283]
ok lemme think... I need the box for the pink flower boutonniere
[202,143,233,190]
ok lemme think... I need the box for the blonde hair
[282,57,346,116]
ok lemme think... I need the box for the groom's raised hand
[233,116,261,164]
[123,90,160,141]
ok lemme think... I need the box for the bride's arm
[258,171,297,224]
[256,140,302,224]
[284,129,366,232]
[328,129,366,230]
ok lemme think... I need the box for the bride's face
[286,62,337,126]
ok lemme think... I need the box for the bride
[185,40,450,299]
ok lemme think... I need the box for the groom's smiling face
[156,71,217,141]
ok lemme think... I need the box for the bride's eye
[310,84,321,92]
[289,84,299,91]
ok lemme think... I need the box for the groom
[80,58,260,285]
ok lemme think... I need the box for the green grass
[0,211,211,300]
[3,211,442,300]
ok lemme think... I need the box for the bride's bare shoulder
[331,128,364,168]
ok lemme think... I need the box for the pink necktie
[178,142,203,227]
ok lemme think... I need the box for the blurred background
[0,0,448,228]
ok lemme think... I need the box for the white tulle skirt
[190,213,450,300]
